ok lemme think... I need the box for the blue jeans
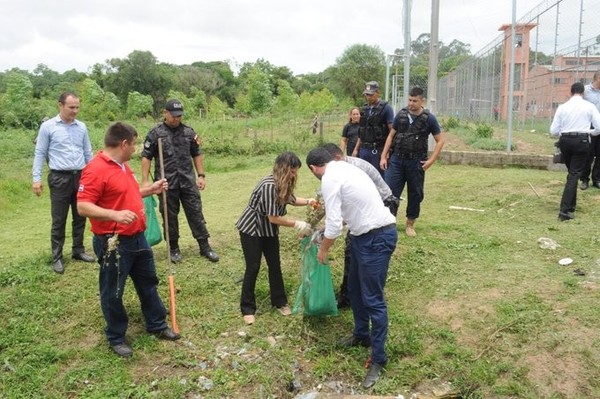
[348,225,398,365]
[93,233,168,345]
[384,154,425,219]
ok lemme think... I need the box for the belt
[50,169,81,174]
[561,132,589,137]
[354,223,396,237]
[394,152,427,160]
[361,142,383,149]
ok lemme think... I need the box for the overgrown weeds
[2,120,600,398]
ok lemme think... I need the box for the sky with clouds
[0,1,559,76]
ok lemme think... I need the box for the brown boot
[405,219,417,237]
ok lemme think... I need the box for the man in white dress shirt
[551,82,600,221]
[306,147,397,389]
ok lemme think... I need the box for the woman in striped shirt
[236,151,314,325]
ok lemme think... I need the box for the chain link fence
[436,0,600,129]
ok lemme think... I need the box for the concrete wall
[437,150,566,171]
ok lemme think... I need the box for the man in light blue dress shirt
[32,92,95,273]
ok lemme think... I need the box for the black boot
[198,239,219,262]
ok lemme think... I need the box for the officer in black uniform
[380,87,445,237]
[354,81,395,177]
[141,99,219,263]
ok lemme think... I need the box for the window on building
[553,77,564,84]
[513,64,523,90]
[515,34,523,48]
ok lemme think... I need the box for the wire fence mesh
[435,0,600,129]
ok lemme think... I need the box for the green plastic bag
[143,195,162,246]
[293,235,338,316]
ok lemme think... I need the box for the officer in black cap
[141,99,219,263]
[354,81,395,177]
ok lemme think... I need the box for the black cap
[165,99,184,116]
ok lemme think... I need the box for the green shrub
[475,123,494,139]
[443,116,460,130]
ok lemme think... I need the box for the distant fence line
[432,0,600,128]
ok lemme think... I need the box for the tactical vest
[392,108,430,154]
[359,101,389,145]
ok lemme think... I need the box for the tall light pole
[403,0,412,105]
[506,0,517,153]
[427,0,440,113]
[385,54,402,102]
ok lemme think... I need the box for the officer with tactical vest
[380,86,445,237]
[353,81,395,177]
[141,99,219,263]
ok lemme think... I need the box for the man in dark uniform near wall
[352,81,395,177]
[380,86,445,237]
[141,99,219,263]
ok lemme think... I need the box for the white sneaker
[278,305,292,316]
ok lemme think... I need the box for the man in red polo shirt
[77,122,180,358]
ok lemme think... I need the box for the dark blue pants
[559,135,590,215]
[358,147,385,178]
[384,154,425,220]
[239,232,287,316]
[93,233,168,345]
[348,225,397,366]
[581,135,600,183]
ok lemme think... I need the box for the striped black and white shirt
[236,175,295,237]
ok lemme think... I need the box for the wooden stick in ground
[528,182,541,198]
[158,138,179,334]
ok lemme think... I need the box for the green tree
[103,92,121,120]
[191,61,238,107]
[1,71,35,128]
[328,44,386,104]
[238,58,294,96]
[207,96,229,120]
[77,78,122,122]
[193,90,208,116]
[104,50,172,114]
[126,91,153,119]
[78,78,105,121]
[242,66,273,115]
[272,79,299,114]
[297,88,337,117]
[31,64,61,98]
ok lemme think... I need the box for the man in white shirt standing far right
[551,82,600,221]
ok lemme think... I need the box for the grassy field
[3,117,600,398]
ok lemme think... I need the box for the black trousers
[581,135,600,183]
[239,232,287,316]
[48,170,87,262]
[158,187,210,248]
[559,135,590,215]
